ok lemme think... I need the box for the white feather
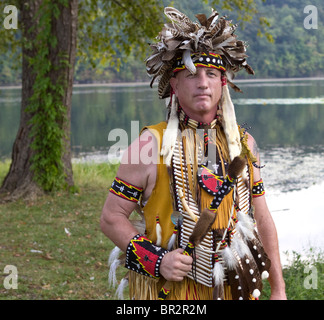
[235,220,255,241]
[108,246,121,267]
[236,210,255,230]
[232,235,251,258]
[108,259,120,288]
[213,261,225,286]
[164,96,171,110]
[156,219,162,247]
[182,49,196,74]
[221,245,238,270]
[209,13,219,30]
[115,278,128,300]
[167,232,177,251]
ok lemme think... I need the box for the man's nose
[197,71,208,89]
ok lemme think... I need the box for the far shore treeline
[0,0,323,86]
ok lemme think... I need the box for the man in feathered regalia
[101,7,287,300]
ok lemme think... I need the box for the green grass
[0,160,127,300]
[0,160,323,300]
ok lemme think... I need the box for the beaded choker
[177,106,217,130]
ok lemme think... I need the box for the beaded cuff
[125,234,168,279]
[109,177,143,203]
[252,179,265,198]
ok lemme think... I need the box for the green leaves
[77,0,165,68]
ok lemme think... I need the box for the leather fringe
[128,271,233,300]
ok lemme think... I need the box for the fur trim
[228,156,246,178]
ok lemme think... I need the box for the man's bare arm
[100,129,157,251]
[247,133,287,299]
[100,129,192,281]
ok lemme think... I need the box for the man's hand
[159,248,193,281]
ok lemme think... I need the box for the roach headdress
[146,7,254,165]
[146,7,254,99]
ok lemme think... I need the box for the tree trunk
[0,0,78,201]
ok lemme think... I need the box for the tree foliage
[3,0,322,85]
[1,0,274,85]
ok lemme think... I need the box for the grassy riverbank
[0,161,323,300]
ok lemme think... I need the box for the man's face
[170,67,222,122]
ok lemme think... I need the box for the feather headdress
[146,7,254,165]
[146,7,254,99]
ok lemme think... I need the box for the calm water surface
[1,79,323,262]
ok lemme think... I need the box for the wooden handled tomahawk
[158,156,246,300]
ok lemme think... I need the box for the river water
[1,79,324,264]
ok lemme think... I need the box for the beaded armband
[252,179,265,198]
[125,234,168,279]
[109,177,143,203]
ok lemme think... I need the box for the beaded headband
[173,52,226,73]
